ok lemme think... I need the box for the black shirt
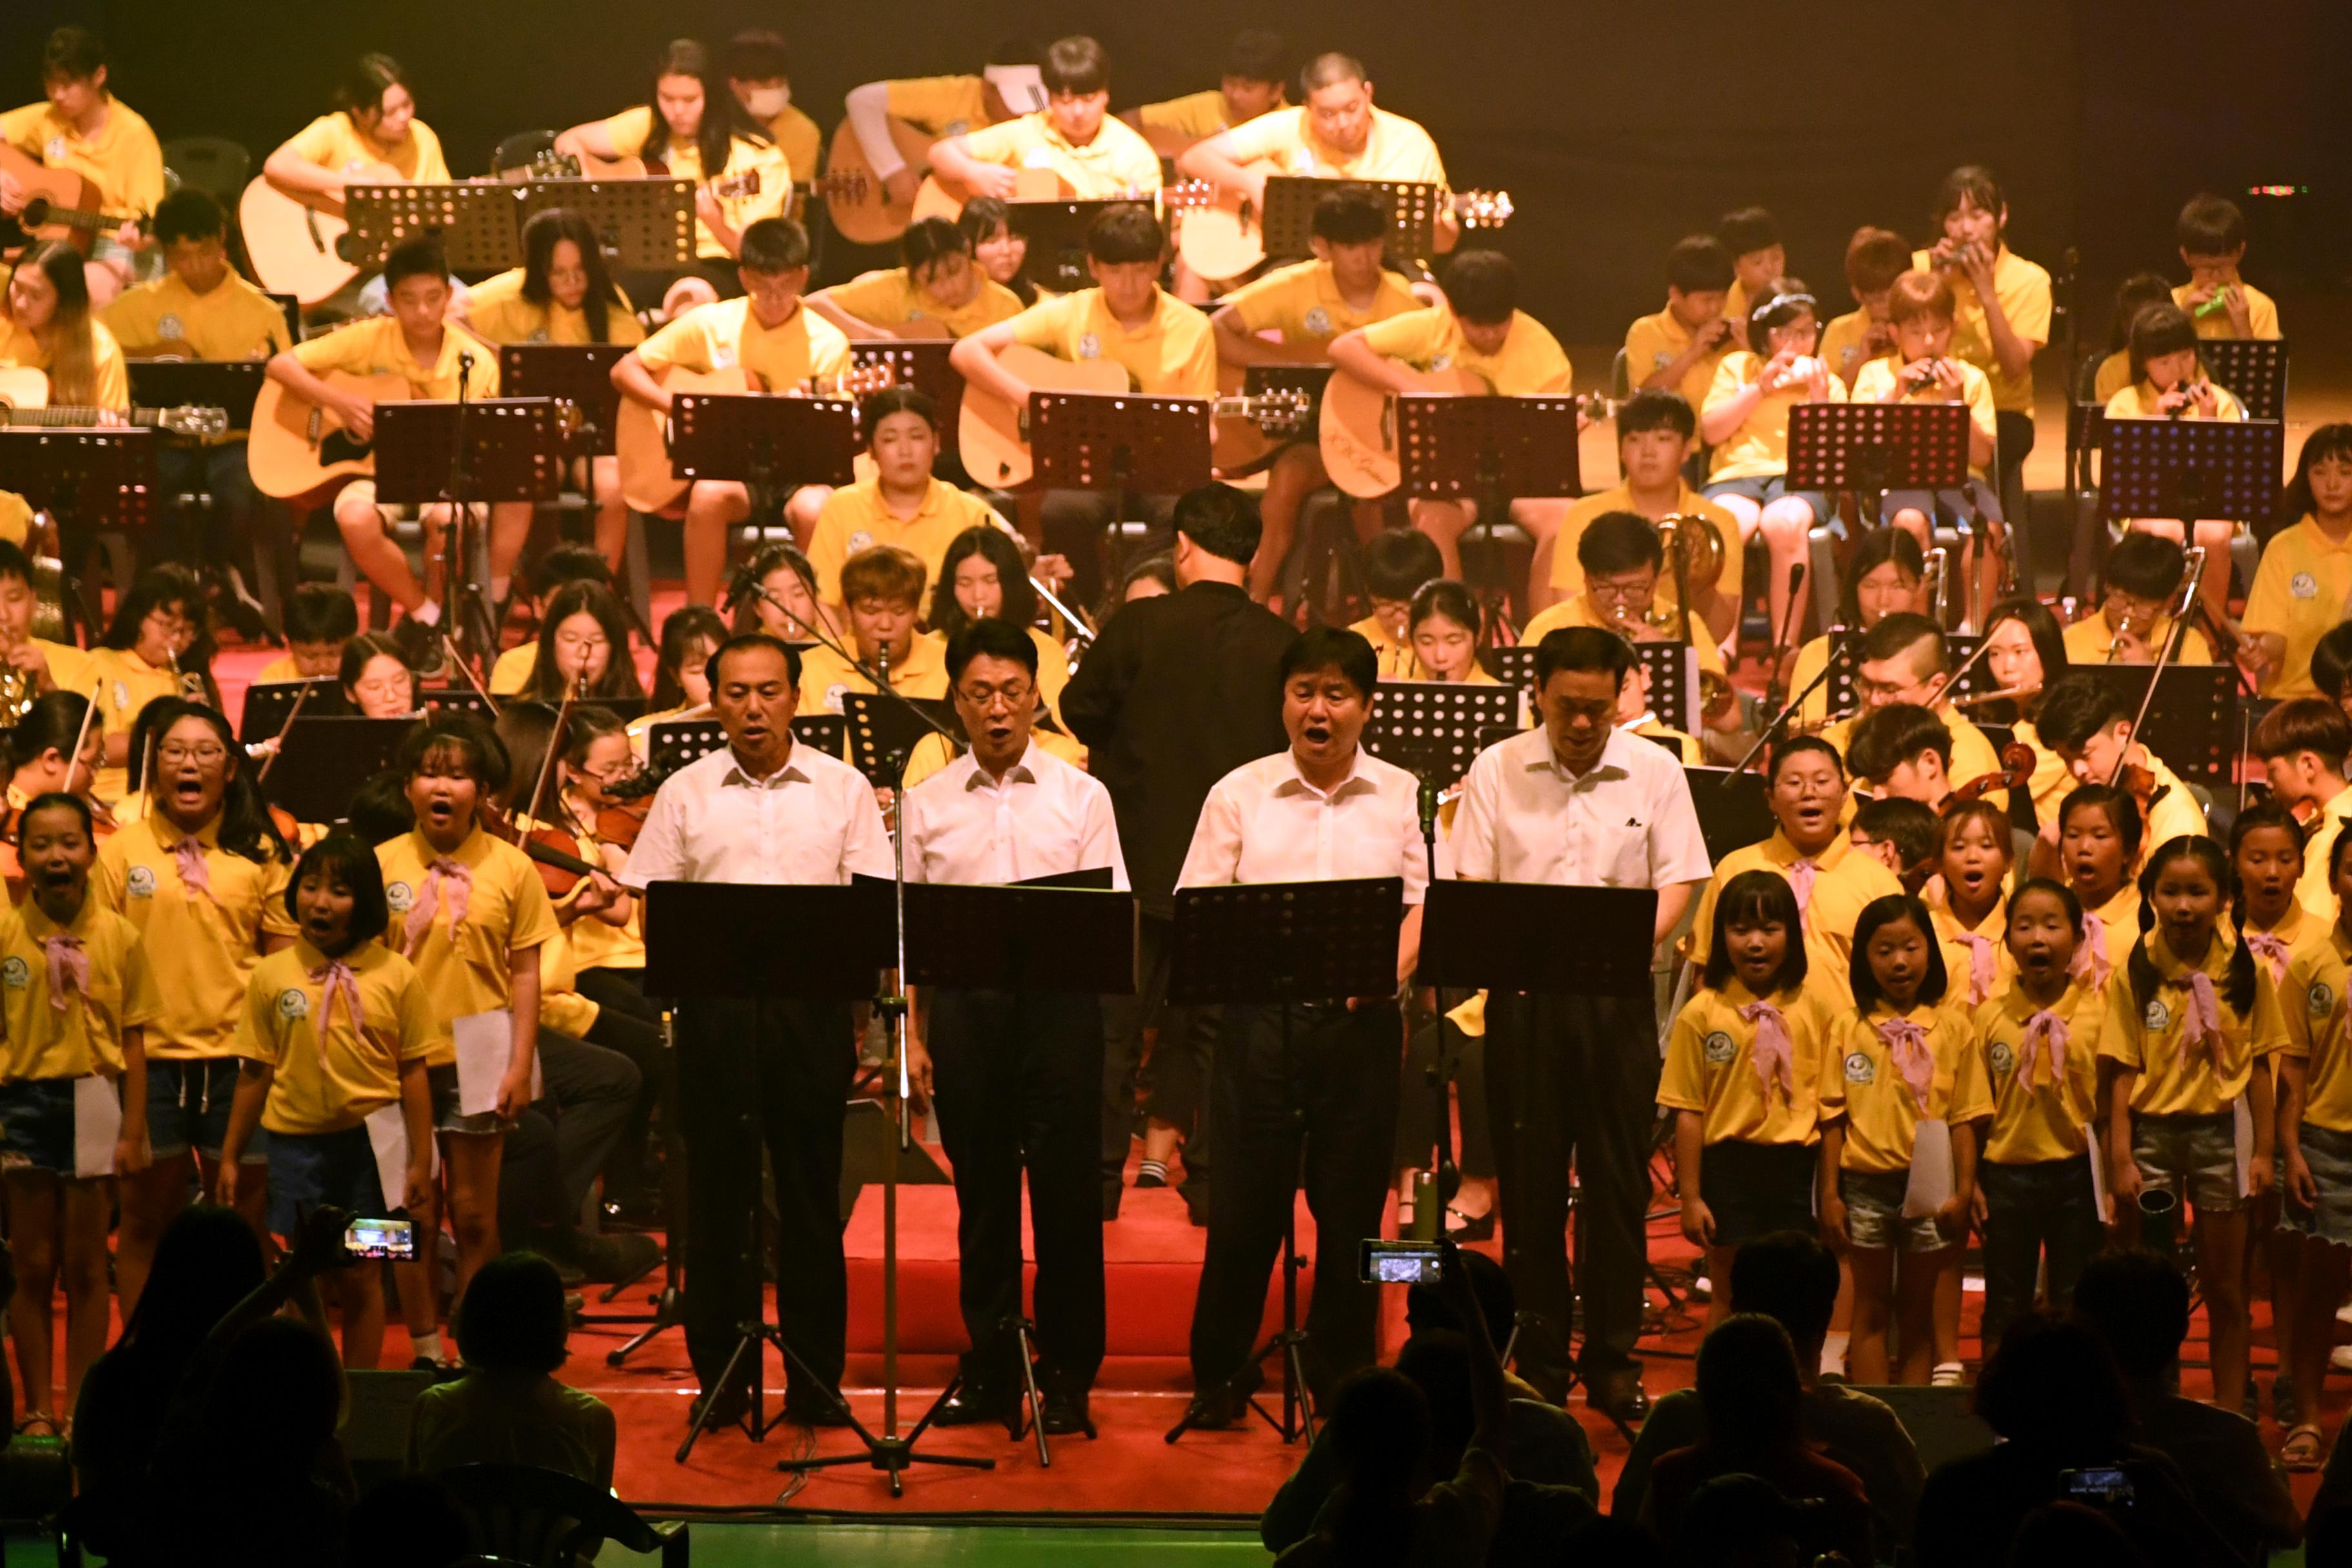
[1061,580,1293,912]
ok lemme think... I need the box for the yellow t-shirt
[1351,614,1428,681]
[2099,931,2284,1117]
[1222,259,1422,346]
[2171,280,2282,341]
[282,112,449,184]
[1932,895,2015,1015]
[2012,718,2074,826]
[1975,980,2104,1164]
[634,296,852,396]
[2297,783,2352,918]
[1847,356,1999,481]
[1624,305,1730,413]
[100,271,290,362]
[0,98,166,217]
[806,478,1008,605]
[1520,594,1725,676]
[291,315,501,402]
[2282,926,2352,1134]
[2059,609,2212,667]
[1817,308,1890,391]
[1701,351,1849,482]
[884,76,997,139]
[2093,351,2132,404]
[1136,90,1231,143]
[86,646,179,801]
[1549,484,1743,611]
[1908,245,2052,415]
[554,826,645,974]
[92,813,296,1059]
[2102,378,2246,424]
[1819,704,2002,794]
[0,315,130,410]
[1658,977,1838,1146]
[1820,1003,1994,1175]
[536,923,599,1038]
[1220,105,1447,188]
[2078,883,2144,989]
[0,896,161,1081]
[955,112,1161,201]
[2244,515,2352,699]
[488,643,538,698]
[797,630,948,718]
[234,937,435,1135]
[765,105,824,195]
[1355,305,1571,398]
[1006,288,1217,397]
[458,268,643,348]
[596,108,790,259]
[822,266,1023,339]
[1687,832,1905,1004]
[377,826,561,1057]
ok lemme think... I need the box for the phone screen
[344,1217,416,1261]
[1358,1239,1443,1286]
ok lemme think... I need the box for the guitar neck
[3,406,168,429]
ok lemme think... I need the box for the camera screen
[1358,1239,1442,1286]
[2063,1467,2133,1505]
[345,1217,416,1260]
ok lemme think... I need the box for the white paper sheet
[453,1010,512,1117]
[2233,1093,2253,1199]
[1902,1117,1954,1219]
[364,1102,411,1210]
[74,1075,121,1180]
[2083,1124,2112,1224]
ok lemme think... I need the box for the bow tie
[1738,999,1797,1106]
[1876,1015,1935,1114]
[402,858,473,956]
[2022,1008,2070,1090]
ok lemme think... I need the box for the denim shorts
[266,1124,391,1239]
[1703,475,1839,536]
[0,1077,92,1177]
[2286,1122,2352,1245]
[2132,1110,2242,1215]
[1839,1167,1949,1253]
[428,1062,502,1137]
[1699,1139,1817,1246]
[148,1058,268,1164]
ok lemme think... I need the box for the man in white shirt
[620,632,892,1430]
[1450,626,1711,1420]
[898,620,1128,1438]
[1174,625,1444,1426]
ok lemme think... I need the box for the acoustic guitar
[1317,365,1494,498]
[238,161,401,306]
[907,168,1073,228]
[821,115,946,246]
[1173,163,1514,281]
[613,361,894,515]
[246,370,413,497]
[0,367,228,439]
[0,145,113,256]
[569,150,860,224]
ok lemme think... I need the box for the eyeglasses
[956,681,1035,709]
[157,742,227,765]
[1584,576,1656,605]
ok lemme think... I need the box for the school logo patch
[385,880,415,915]
[124,865,156,899]
[1651,349,1673,371]
[45,137,67,163]
[277,988,309,1022]
[944,119,971,137]
[112,680,128,712]
[1304,307,1332,337]
[527,328,549,344]
[1989,1039,2016,1078]
[847,529,875,555]
[2293,572,2320,600]
[157,314,184,342]
[2144,997,2171,1032]
[710,344,737,369]
[825,683,849,712]
[1703,1031,1736,1064]
[1431,353,1455,371]
[1075,333,1101,360]
[2312,982,2337,1021]
[0,957,28,991]
[1021,147,1055,170]
[1843,1051,1874,1084]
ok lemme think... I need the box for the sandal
[2284,1422,2325,1472]
[1445,1206,1496,1242]
[13,1413,56,1438]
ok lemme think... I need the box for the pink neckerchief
[41,932,89,1016]
[1953,929,1999,1009]
[1737,997,1796,1105]
[1876,1014,1936,1113]
[308,954,364,1043]
[2245,930,2293,987]
[166,830,213,903]
[2021,1006,2071,1089]
[401,856,473,956]
[2073,912,2113,990]
[1785,857,1819,915]
[2171,968,2226,1069]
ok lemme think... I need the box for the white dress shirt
[619,741,894,887]
[1177,746,1444,899]
[1450,725,1710,889]
[900,740,1130,889]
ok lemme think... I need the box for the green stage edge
[605,1516,1274,1565]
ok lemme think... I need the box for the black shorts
[1698,1137,1818,1246]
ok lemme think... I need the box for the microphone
[1417,774,1440,837]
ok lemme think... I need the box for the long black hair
[636,37,767,182]
[101,565,216,703]
[6,689,92,776]
[1834,527,1925,630]
[1977,595,2069,724]
[927,525,1037,641]
[2129,834,2257,1020]
[1701,868,1807,995]
[1848,892,1948,1014]
[519,209,618,343]
[651,604,727,709]
[283,833,390,950]
[2279,422,2352,535]
[527,581,643,702]
[139,698,291,867]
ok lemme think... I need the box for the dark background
[6,0,2346,351]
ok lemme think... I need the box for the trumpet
[0,657,34,727]
[1952,682,2044,709]
[1640,513,1729,629]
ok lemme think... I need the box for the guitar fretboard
[3,406,174,429]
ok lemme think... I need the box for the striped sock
[1136,1159,1170,1188]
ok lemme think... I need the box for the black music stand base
[600,1276,685,1367]
[1165,1207,1317,1446]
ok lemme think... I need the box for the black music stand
[644,717,725,774]
[1399,395,1580,623]
[1633,643,1700,736]
[0,429,157,638]
[126,361,268,430]
[669,393,860,537]
[1030,392,1214,495]
[1006,200,1122,293]
[1480,644,1538,692]
[1366,680,1519,790]
[418,687,496,722]
[2075,665,2239,787]
[850,342,964,455]
[262,716,415,823]
[1162,876,1404,1446]
[838,691,961,783]
[1259,177,1442,266]
[2098,416,2284,527]
[340,182,523,272]
[2199,338,2289,422]
[1684,765,1775,862]
[895,878,1136,1464]
[237,678,335,744]
[518,179,696,270]
[1787,402,1971,534]
[498,344,631,460]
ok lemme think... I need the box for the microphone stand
[1723,632,1841,783]
[1411,776,1457,1242]
[439,351,494,681]
[1759,563,1807,716]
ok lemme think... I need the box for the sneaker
[1135,1159,1169,1190]
[1930,1362,1966,1387]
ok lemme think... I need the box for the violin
[1951,742,2037,804]
[478,803,602,899]
[593,794,652,852]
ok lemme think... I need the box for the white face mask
[741,85,790,119]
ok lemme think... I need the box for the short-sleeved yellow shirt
[550,824,644,974]
[2282,926,2352,1133]
[377,826,561,1054]
[235,937,436,1134]
[292,315,500,402]
[1975,980,2104,1163]
[282,112,449,184]
[2103,378,2246,424]
[1549,484,1743,609]
[86,646,177,801]
[488,643,538,698]
[806,478,1007,605]
[2077,883,2144,989]
[1222,259,1420,346]
[1817,308,1890,390]
[2172,280,2281,341]
[1624,305,1730,413]
[0,896,162,1081]
[0,98,166,217]
[634,297,852,395]
[2244,515,2352,700]
[765,105,824,193]
[2296,783,2352,918]
[1848,356,1998,480]
[821,266,1023,339]
[1820,1003,1994,1175]
[93,813,295,1059]
[1658,978,1838,1146]
[1355,306,1571,398]
[1219,105,1447,188]
[1351,615,1427,681]
[885,77,996,138]
[101,271,290,363]
[2099,931,2284,1117]
[1686,832,1903,1003]
[798,631,948,718]
[2060,609,2212,667]
[458,268,643,348]
[1908,246,2052,414]
[1517,594,1726,676]
[1932,896,2015,1015]
[0,315,129,409]
[1006,288,1217,397]
[597,109,790,260]
[1137,90,1231,142]
[1701,351,1849,482]
[536,923,600,1037]
[955,112,1161,201]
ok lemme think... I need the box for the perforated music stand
[1786,402,1971,531]
[518,178,696,270]
[418,687,496,722]
[2099,416,2284,526]
[237,678,333,745]
[340,182,524,272]
[1367,680,1519,790]
[1029,393,1215,494]
[125,361,268,430]
[1396,396,1582,501]
[1822,631,1864,720]
[2075,665,2238,787]
[0,429,159,638]
[498,345,632,458]
[1006,199,1122,293]
[850,342,964,453]
[838,691,961,783]
[645,717,725,774]
[1684,766,1775,862]
[669,393,861,490]
[1164,876,1404,1446]
[1259,177,1440,266]
[2199,338,2289,422]
[371,398,569,505]
[262,716,415,823]
[1480,645,1538,692]
[1633,643,1699,736]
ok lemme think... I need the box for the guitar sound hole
[320,429,372,465]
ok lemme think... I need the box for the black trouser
[1392,1013,1494,1181]
[494,1029,638,1246]
[1040,489,1179,609]
[1188,1001,1400,1401]
[928,986,1106,1393]
[1978,1155,2102,1353]
[576,967,674,1211]
[674,997,856,1400]
[157,442,268,571]
[1101,912,1217,1195]
[1485,990,1660,1393]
